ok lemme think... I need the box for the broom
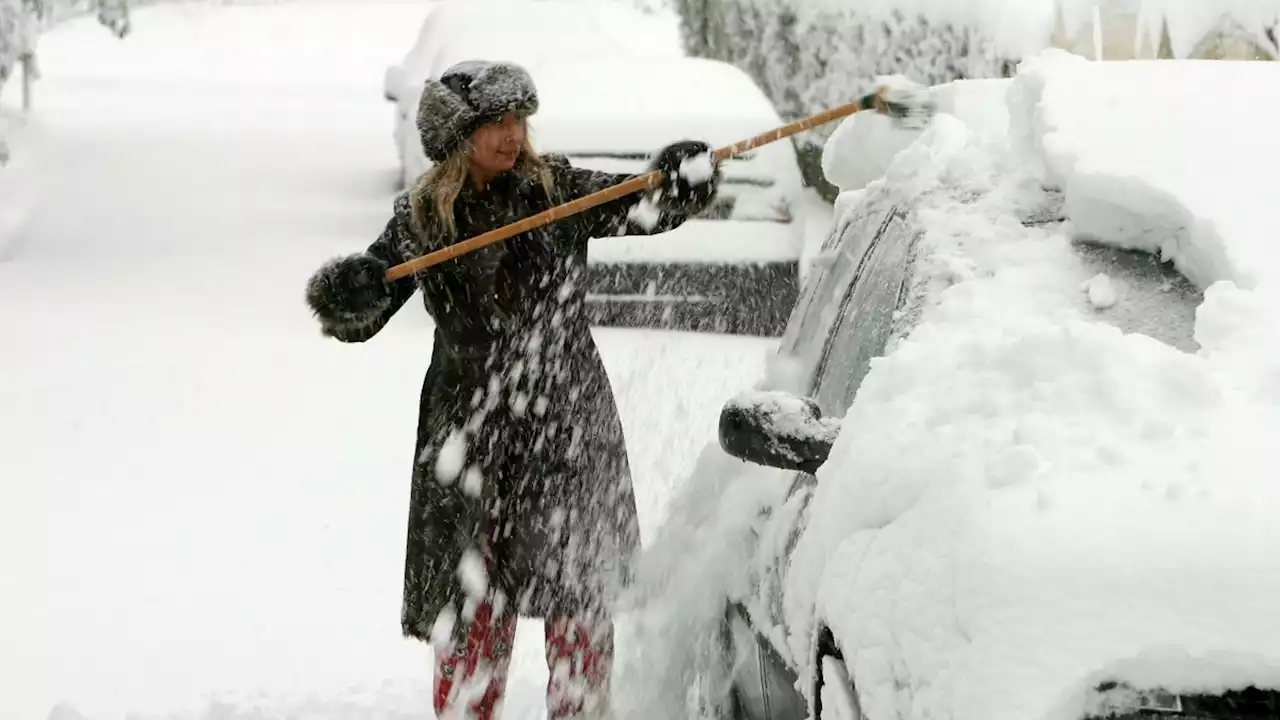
[385,77,937,281]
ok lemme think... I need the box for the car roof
[535,57,780,121]
[404,0,681,82]
[528,57,787,156]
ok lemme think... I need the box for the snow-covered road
[0,3,775,718]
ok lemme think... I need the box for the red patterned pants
[432,601,614,720]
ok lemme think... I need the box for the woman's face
[469,111,526,177]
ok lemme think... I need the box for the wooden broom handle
[385,95,878,281]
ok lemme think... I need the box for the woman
[304,60,720,720]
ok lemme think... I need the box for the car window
[771,199,904,395]
[810,207,915,418]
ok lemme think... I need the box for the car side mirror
[718,391,840,474]
[383,65,405,102]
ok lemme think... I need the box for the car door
[769,202,917,641]
[730,200,919,720]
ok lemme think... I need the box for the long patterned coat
[306,153,712,641]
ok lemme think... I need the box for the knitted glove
[648,139,721,215]
[305,253,394,323]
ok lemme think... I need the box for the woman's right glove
[648,139,721,215]
[305,253,393,322]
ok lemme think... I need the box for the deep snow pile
[783,54,1280,720]
[1009,49,1280,291]
[820,77,1012,192]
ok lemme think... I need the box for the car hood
[814,474,1280,720]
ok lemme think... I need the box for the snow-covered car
[382,0,681,188]
[627,51,1280,720]
[531,56,807,335]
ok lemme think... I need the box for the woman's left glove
[305,252,393,322]
[649,139,721,215]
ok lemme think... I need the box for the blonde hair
[409,133,555,240]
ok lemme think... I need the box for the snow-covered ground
[0,3,776,718]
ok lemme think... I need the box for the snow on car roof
[821,78,1013,193]
[783,51,1280,720]
[1010,49,1280,292]
[533,56,780,125]
[529,57,791,162]
[405,0,681,82]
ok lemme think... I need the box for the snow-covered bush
[0,0,35,87]
[675,0,1010,197]
[0,2,16,81]
[677,0,1280,197]
[92,0,128,38]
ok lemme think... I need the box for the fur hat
[416,60,540,164]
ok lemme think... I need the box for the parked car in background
[382,2,808,335]
[382,0,681,187]
[533,56,806,336]
[636,55,1280,720]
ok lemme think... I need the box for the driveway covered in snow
[0,3,775,718]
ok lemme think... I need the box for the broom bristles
[874,74,938,130]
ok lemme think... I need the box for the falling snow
[434,429,468,484]
[677,151,715,185]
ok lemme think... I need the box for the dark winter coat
[305,150,717,642]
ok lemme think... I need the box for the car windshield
[808,210,1204,422]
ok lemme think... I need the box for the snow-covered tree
[1,0,129,90]
[1,0,38,162]
[0,2,17,82]
[1049,0,1280,60]
[93,0,127,38]
[677,0,1280,196]
[2,0,130,162]
[1,0,37,88]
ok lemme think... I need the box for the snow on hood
[787,52,1280,720]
